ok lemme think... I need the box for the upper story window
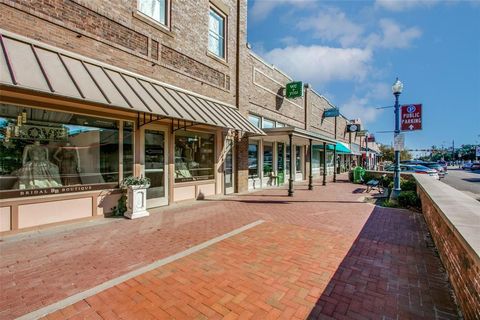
[248,115,261,128]
[262,118,275,129]
[138,0,167,25]
[208,7,226,59]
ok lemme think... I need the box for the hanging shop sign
[323,108,340,118]
[367,134,376,142]
[401,104,422,131]
[356,130,368,136]
[346,124,361,132]
[285,81,304,99]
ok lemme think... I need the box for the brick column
[235,131,249,193]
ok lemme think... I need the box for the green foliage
[120,175,151,189]
[382,199,399,208]
[379,144,412,162]
[401,179,417,192]
[398,191,420,208]
[387,178,416,191]
[111,194,127,216]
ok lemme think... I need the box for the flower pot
[124,184,150,219]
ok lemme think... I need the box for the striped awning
[0,30,264,135]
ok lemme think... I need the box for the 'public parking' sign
[401,104,422,131]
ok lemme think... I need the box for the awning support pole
[333,144,337,182]
[308,139,313,190]
[288,134,294,196]
[322,142,327,186]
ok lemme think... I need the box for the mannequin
[54,142,81,185]
[14,141,62,189]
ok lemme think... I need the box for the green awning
[326,141,351,153]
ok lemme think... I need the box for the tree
[379,144,412,162]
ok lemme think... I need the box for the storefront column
[322,142,327,186]
[308,139,313,190]
[333,144,337,182]
[288,134,294,196]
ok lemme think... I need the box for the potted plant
[120,175,151,219]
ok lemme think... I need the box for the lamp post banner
[401,104,422,131]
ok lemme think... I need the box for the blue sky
[247,0,480,151]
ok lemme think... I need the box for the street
[441,168,480,201]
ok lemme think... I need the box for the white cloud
[375,0,440,11]
[296,8,421,50]
[366,19,422,49]
[263,45,372,84]
[298,7,364,47]
[250,0,314,22]
[340,96,383,124]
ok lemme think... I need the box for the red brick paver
[0,177,459,319]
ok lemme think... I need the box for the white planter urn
[124,184,150,219]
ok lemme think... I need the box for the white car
[385,164,440,180]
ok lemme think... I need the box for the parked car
[422,162,446,178]
[462,162,473,170]
[437,160,448,172]
[384,164,440,179]
[470,162,480,171]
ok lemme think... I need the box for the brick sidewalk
[0,177,459,319]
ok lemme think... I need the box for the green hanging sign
[285,81,303,99]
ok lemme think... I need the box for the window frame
[136,0,171,29]
[207,5,227,60]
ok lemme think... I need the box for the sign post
[401,104,422,131]
[285,81,304,99]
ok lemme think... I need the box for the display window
[174,130,215,183]
[296,146,302,173]
[248,141,259,177]
[263,142,273,176]
[0,103,133,197]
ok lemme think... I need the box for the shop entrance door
[224,138,234,194]
[277,143,285,185]
[143,127,168,208]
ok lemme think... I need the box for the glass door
[224,138,234,194]
[144,128,168,207]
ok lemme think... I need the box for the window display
[174,130,215,182]
[248,141,258,177]
[296,146,302,173]
[263,142,273,176]
[0,104,128,196]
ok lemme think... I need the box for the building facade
[0,0,378,234]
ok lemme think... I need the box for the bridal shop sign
[15,124,68,141]
[2,183,117,198]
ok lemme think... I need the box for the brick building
[0,0,378,234]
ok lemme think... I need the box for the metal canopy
[262,126,336,144]
[0,30,264,135]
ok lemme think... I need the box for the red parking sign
[401,104,422,131]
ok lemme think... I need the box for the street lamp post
[391,78,403,199]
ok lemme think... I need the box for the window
[312,146,321,170]
[286,144,291,172]
[248,115,261,128]
[174,130,215,182]
[138,0,167,25]
[276,122,285,128]
[263,142,273,176]
[208,7,225,58]
[296,146,302,173]
[0,104,129,195]
[262,118,275,129]
[248,141,258,177]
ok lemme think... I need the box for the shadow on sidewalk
[306,206,459,320]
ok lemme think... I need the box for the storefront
[0,30,262,233]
